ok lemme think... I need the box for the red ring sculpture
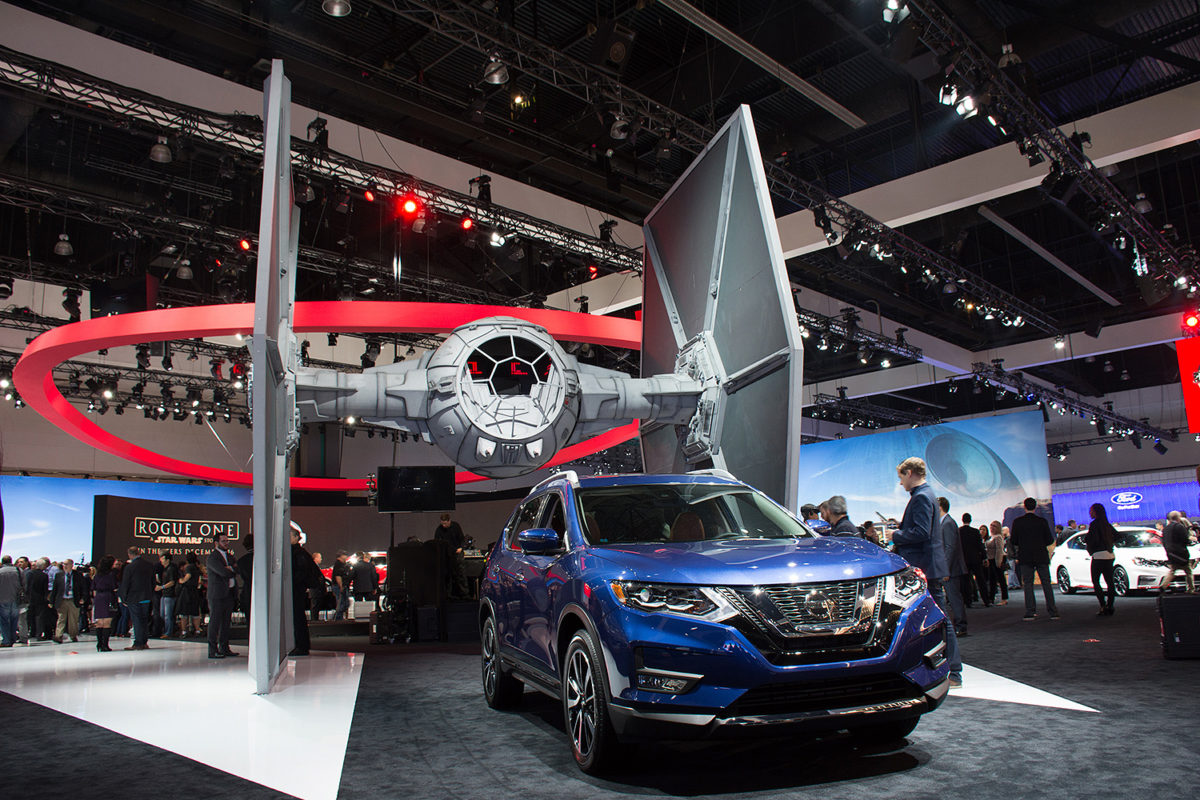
[13,302,643,490]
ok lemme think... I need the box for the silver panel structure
[250,61,301,695]
[641,106,805,512]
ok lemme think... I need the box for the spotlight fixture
[882,0,909,24]
[0,276,12,300]
[938,79,958,107]
[149,135,172,164]
[54,233,74,257]
[1129,433,1142,450]
[610,115,630,140]
[575,295,590,315]
[62,288,82,322]
[1132,193,1153,214]
[482,55,509,85]
[469,174,492,203]
[489,230,507,247]
[322,0,351,17]
[954,95,979,119]
[161,343,174,371]
[134,345,151,370]
[361,339,382,369]
[175,258,193,280]
[209,358,225,380]
[187,388,202,408]
[300,340,310,366]
[328,333,339,347]
[333,185,350,214]
[230,361,247,390]
[599,220,617,242]
[1053,335,1065,350]
[405,345,416,357]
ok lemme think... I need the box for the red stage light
[399,195,420,216]
[588,264,599,280]
[364,189,376,203]
[239,239,252,251]
[460,216,474,230]
[1186,312,1200,329]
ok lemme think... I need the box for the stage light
[322,0,351,17]
[149,135,172,163]
[460,215,475,231]
[482,57,508,85]
[599,220,616,242]
[230,361,247,390]
[411,210,427,234]
[406,345,416,356]
[1129,434,1142,450]
[0,277,11,300]
[1054,335,1065,350]
[399,195,421,216]
[54,233,74,257]
[161,343,174,371]
[880,357,891,368]
[882,0,909,24]
[576,295,590,314]
[210,358,224,380]
[469,174,492,203]
[361,339,381,369]
[1133,193,1153,214]
[610,116,629,140]
[328,333,338,347]
[364,188,376,203]
[938,80,958,106]
[102,381,115,400]
[490,230,507,247]
[334,186,350,214]
[239,238,252,251]
[954,95,978,119]
[1184,311,1200,333]
[62,289,81,322]
[588,264,599,280]
[345,415,356,425]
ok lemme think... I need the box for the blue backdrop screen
[1052,481,1198,526]
[796,409,1053,529]
[0,476,250,562]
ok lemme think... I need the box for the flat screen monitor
[376,466,456,512]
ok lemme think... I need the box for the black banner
[93,495,251,560]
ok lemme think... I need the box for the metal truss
[970,360,1177,442]
[905,1,1198,285]
[0,45,642,277]
[0,172,516,307]
[810,392,941,428]
[365,1,1059,333]
[796,307,923,362]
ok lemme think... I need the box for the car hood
[587,536,907,587]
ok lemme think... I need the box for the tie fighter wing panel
[641,106,805,511]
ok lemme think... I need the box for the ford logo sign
[1111,491,1143,505]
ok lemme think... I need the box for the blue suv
[479,471,949,773]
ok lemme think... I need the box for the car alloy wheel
[1057,567,1075,594]
[481,615,522,709]
[1113,566,1130,597]
[562,629,620,774]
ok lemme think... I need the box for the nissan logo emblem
[803,589,838,621]
[1111,491,1143,505]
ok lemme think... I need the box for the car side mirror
[517,527,563,554]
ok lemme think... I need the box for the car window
[1114,529,1161,548]
[506,496,546,551]
[1067,534,1087,550]
[542,494,567,537]
[576,483,813,545]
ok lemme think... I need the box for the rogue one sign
[1110,491,1144,510]
[133,517,241,547]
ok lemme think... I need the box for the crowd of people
[0,529,375,653]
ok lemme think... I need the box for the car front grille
[716,578,882,641]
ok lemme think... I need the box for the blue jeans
[333,586,349,621]
[129,601,151,647]
[0,601,18,645]
[929,580,962,679]
[160,596,176,637]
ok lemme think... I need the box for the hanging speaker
[588,20,635,73]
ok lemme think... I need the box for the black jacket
[51,569,86,607]
[1163,520,1191,565]
[959,525,987,566]
[1011,512,1054,565]
[26,568,49,606]
[828,516,860,537]
[206,547,239,602]
[1085,520,1116,555]
[119,556,157,604]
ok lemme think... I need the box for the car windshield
[576,483,815,545]
[1113,529,1162,548]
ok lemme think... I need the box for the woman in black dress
[176,551,203,637]
[90,555,118,652]
[1086,502,1118,615]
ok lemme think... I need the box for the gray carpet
[2,593,1197,798]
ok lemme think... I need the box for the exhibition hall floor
[1,593,1197,799]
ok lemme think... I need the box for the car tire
[481,615,523,709]
[1057,567,1076,594]
[851,716,920,745]
[1113,566,1130,597]
[562,629,622,774]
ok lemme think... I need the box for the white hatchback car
[1051,526,1200,596]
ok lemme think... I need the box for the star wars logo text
[133,517,241,547]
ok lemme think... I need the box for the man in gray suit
[206,532,239,659]
[938,497,969,637]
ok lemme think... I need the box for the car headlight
[610,581,738,621]
[1133,557,1166,567]
[882,567,927,608]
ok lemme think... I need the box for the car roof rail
[528,470,581,495]
[687,468,739,482]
